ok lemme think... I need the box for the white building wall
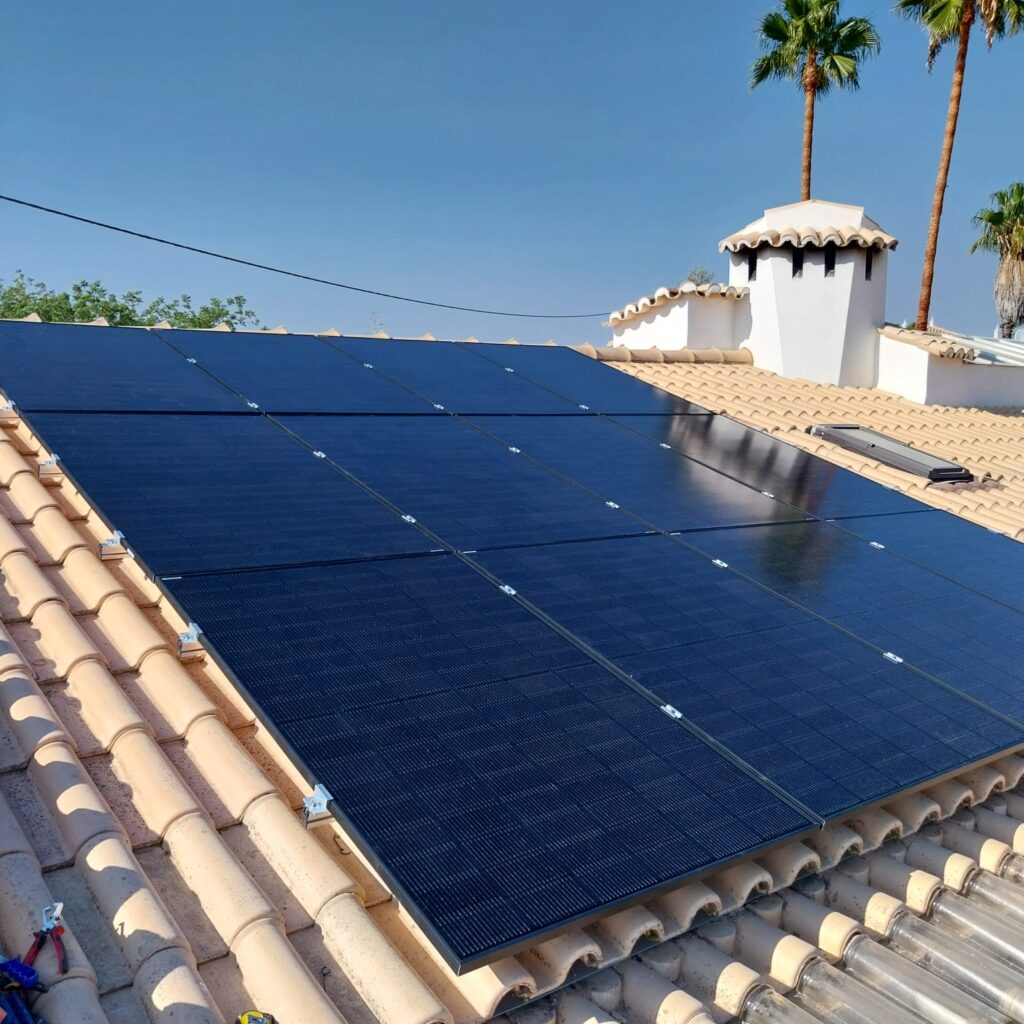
[876,335,1024,405]
[876,335,930,403]
[731,245,885,385]
[610,296,741,350]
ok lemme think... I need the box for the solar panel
[27,412,433,574]
[465,415,808,533]
[0,320,245,412]
[328,337,583,414]
[153,329,437,413]
[689,521,1024,723]
[614,414,928,520]
[275,414,647,550]
[478,535,1021,817]
[471,344,710,414]
[837,511,1024,612]
[165,555,814,967]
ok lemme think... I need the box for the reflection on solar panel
[28,412,433,574]
[7,320,1024,973]
[689,522,1024,723]
[275,414,646,550]
[838,511,1024,612]
[329,337,582,413]
[473,343,710,414]
[164,555,814,966]
[615,414,928,520]
[0,320,245,412]
[154,329,435,413]
[478,535,1020,817]
[466,415,808,532]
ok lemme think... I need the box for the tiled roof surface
[607,282,749,327]
[5,338,1024,1024]
[616,360,1024,541]
[718,200,898,253]
[878,324,978,361]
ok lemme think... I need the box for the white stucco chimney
[720,200,897,386]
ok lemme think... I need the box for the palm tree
[751,0,881,202]
[971,183,1024,338]
[896,0,1023,332]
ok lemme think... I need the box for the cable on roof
[0,193,608,320]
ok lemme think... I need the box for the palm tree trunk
[802,51,817,202]
[995,258,1024,339]
[916,0,975,331]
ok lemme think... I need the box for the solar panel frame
[274,413,653,550]
[153,329,439,414]
[0,320,250,413]
[469,343,711,415]
[326,336,587,414]
[836,511,1024,612]
[464,414,811,534]
[162,554,818,970]
[610,414,930,521]
[686,521,1024,725]
[23,411,437,575]
[477,535,1023,817]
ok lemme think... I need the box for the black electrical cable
[0,193,608,319]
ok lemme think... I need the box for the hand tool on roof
[235,1012,277,1024]
[22,904,66,977]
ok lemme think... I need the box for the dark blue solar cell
[478,535,1021,818]
[154,329,435,413]
[471,343,710,414]
[0,320,245,412]
[466,415,807,532]
[838,511,1024,612]
[614,414,928,520]
[165,555,813,967]
[328,337,581,413]
[276,414,645,549]
[689,521,1024,723]
[27,412,432,574]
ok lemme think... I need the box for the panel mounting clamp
[302,784,333,828]
[869,541,885,550]
[37,453,62,479]
[0,401,17,425]
[177,622,205,661]
[433,404,445,411]
[499,584,517,597]
[98,531,127,560]
[711,559,729,569]
[659,443,671,450]
[312,450,327,459]
[660,704,683,720]
[362,362,374,369]
[186,357,197,364]
[246,401,259,409]
[883,651,904,664]
[508,447,521,454]
[578,404,590,411]
[401,514,417,524]
[503,367,515,373]
[605,501,620,509]
[760,491,775,499]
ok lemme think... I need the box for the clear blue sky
[1,1,1020,344]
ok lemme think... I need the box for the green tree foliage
[685,267,716,286]
[751,0,881,200]
[0,272,260,329]
[971,183,1024,337]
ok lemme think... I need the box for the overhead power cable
[0,193,608,320]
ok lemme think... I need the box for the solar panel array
[4,318,1024,972]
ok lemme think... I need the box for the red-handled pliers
[23,903,67,976]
